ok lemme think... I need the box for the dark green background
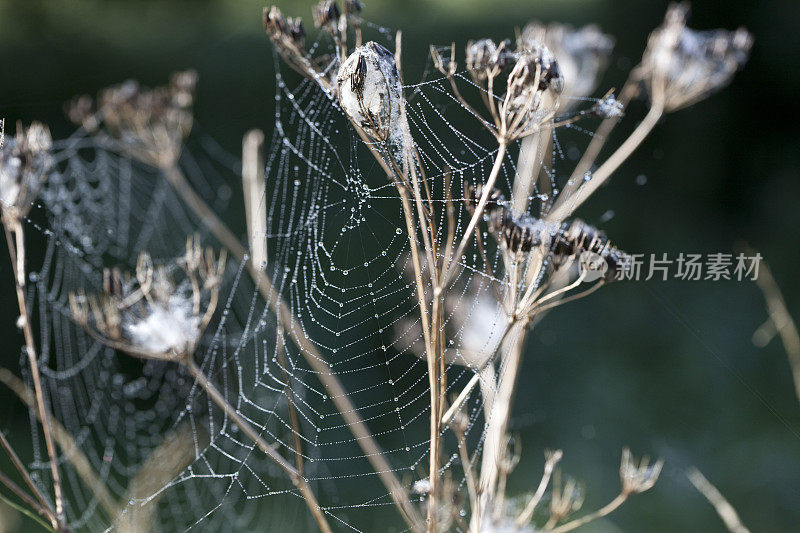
[1,0,799,531]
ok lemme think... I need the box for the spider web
[16,24,603,532]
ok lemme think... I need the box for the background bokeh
[1,0,799,531]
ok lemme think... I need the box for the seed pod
[489,208,546,255]
[642,3,752,112]
[504,42,563,137]
[520,22,614,111]
[286,17,306,47]
[337,42,404,142]
[0,121,52,220]
[313,0,340,29]
[263,6,287,37]
[551,219,630,281]
[465,39,511,80]
[508,44,563,96]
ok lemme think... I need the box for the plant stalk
[3,219,65,531]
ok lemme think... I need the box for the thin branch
[548,492,628,533]
[687,467,750,533]
[546,102,663,223]
[0,431,56,526]
[2,220,65,530]
[516,450,563,526]
[0,367,117,519]
[0,469,55,531]
[752,257,800,406]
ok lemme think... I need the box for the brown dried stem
[0,367,117,520]
[2,218,66,530]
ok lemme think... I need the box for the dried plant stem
[550,77,640,216]
[752,259,800,405]
[546,103,663,223]
[242,129,267,269]
[512,132,546,214]
[0,431,57,527]
[0,467,54,530]
[276,323,305,474]
[3,219,65,530]
[549,492,628,533]
[0,367,117,519]
[515,450,563,526]
[687,467,750,533]
[161,163,422,531]
[184,358,332,533]
[428,288,444,533]
[442,373,480,426]
[445,142,507,285]
[476,320,527,528]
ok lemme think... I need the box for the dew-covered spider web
[16,22,608,533]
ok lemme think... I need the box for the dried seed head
[0,121,53,221]
[263,6,288,37]
[337,41,404,142]
[508,44,563,95]
[549,471,585,523]
[465,39,511,80]
[551,219,630,282]
[642,3,752,112]
[313,0,340,29]
[287,17,306,47]
[489,208,548,256]
[521,22,614,111]
[69,243,225,362]
[344,0,363,17]
[94,70,198,167]
[619,447,663,495]
[504,43,563,137]
[264,7,306,49]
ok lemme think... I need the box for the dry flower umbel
[642,3,752,112]
[68,70,198,168]
[0,121,53,223]
[69,236,224,362]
